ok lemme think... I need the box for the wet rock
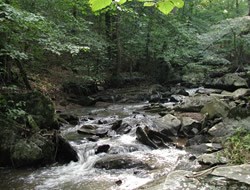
[186,135,210,146]
[94,155,152,170]
[180,117,202,137]
[111,120,132,134]
[201,98,230,119]
[155,114,181,137]
[55,135,79,163]
[59,113,78,125]
[176,88,189,96]
[136,127,158,149]
[108,146,138,154]
[111,120,123,131]
[205,73,248,91]
[147,129,173,144]
[87,135,99,142]
[116,123,132,134]
[197,151,228,166]
[77,125,109,137]
[95,144,110,154]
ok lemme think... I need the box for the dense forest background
[0,0,250,92]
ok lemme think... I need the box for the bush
[224,128,250,164]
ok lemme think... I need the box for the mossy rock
[201,98,230,119]
[23,91,58,129]
[5,91,58,129]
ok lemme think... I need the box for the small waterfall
[4,103,188,190]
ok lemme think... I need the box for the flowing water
[0,103,188,190]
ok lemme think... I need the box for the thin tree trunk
[248,0,250,16]
[115,15,121,76]
[235,0,239,15]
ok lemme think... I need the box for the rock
[211,164,250,185]
[94,155,152,170]
[55,135,78,163]
[59,113,79,125]
[228,103,250,119]
[111,120,123,131]
[201,98,230,119]
[11,135,54,167]
[186,135,210,146]
[176,88,189,96]
[147,129,173,144]
[180,117,202,137]
[222,88,250,99]
[197,151,228,165]
[136,170,195,190]
[155,114,181,137]
[187,143,223,154]
[174,95,213,112]
[136,127,158,149]
[205,73,248,91]
[116,123,132,134]
[95,144,110,154]
[68,96,96,106]
[208,117,250,142]
[77,125,109,137]
[62,81,97,96]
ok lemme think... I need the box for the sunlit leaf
[144,2,155,7]
[89,0,112,12]
[157,0,175,15]
[171,0,184,8]
[117,0,127,5]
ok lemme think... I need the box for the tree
[248,0,250,16]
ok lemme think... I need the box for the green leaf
[144,2,155,6]
[89,0,112,12]
[117,0,127,5]
[171,0,184,8]
[157,0,175,15]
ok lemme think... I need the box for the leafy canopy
[89,0,184,14]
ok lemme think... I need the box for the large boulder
[154,114,181,137]
[208,117,250,142]
[136,127,158,149]
[0,92,78,167]
[94,155,152,170]
[2,91,59,129]
[174,95,214,112]
[201,98,230,119]
[205,73,248,91]
[211,164,250,186]
[179,117,202,138]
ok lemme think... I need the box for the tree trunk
[114,15,121,76]
[248,0,250,16]
[235,0,239,15]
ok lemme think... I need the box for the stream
[0,102,192,190]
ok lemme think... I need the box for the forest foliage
[0,0,250,87]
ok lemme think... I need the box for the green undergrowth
[224,128,250,164]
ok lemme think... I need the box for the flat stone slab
[211,164,250,185]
